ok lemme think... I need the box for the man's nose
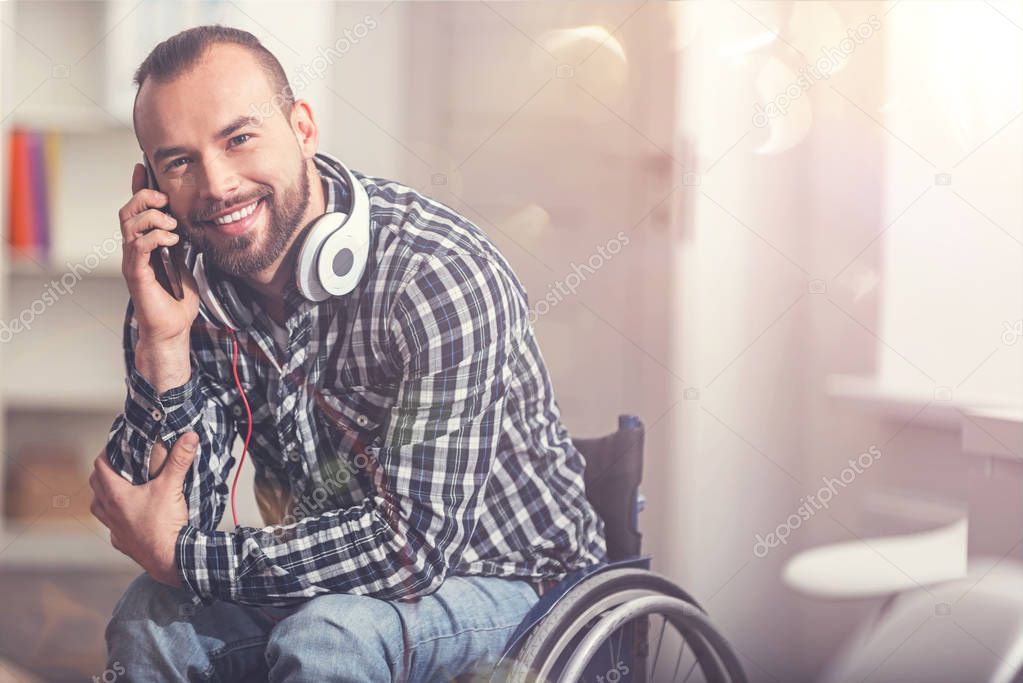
[197,155,240,204]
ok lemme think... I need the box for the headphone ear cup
[316,217,369,297]
[296,212,349,302]
[193,252,239,331]
[295,157,372,301]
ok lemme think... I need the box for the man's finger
[156,432,199,490]
[88,468,104,498]
[94,449,127,488]
[118,178,170,243]
[120,227,178,290]
[131,161,146,195]
[90,496,111,529]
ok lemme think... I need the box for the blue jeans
[104,571,540,682]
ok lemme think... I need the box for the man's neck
[239,162,325,326]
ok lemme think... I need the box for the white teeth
[214,200,258,225]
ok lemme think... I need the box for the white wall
[672,2,1022,680]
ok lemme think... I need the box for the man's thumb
[165,432,199,479]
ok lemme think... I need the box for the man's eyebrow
[215,114,261,140]
[152,115,262,163]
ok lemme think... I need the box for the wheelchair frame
[486,415,748,683]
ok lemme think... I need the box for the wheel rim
[531,589,724,682]
[556,595,747,683]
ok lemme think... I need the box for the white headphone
[192,155,371,332]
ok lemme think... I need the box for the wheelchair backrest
[572,414,645,561]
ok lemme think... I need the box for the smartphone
[142,155,185,300]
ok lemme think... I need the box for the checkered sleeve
[104,299,239,546]
[174,251,524,606]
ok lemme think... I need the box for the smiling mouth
[203,196,267,237]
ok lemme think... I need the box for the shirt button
[355,414,369,427]
[232,404,244,418]
[150,407,163,421]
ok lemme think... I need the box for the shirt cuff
[124,362,202,445]
[176,525,228,605]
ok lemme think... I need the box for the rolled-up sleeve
[105,298,239,542]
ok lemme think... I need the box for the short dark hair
[132,25,295,133]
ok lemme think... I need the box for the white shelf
[961,407,1023,463]
[826,374,1023,430]
[0,522,136,570]
[4,392,123,415]
[783,518,968,599]
[7,106,133,134]
[4,256,123,279]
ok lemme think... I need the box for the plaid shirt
[105,152,607,607]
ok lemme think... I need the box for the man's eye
[229,133,251,147]
[167,158,189,170]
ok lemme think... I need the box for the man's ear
[291,99,319,159]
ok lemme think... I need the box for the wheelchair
[479,415,749,683]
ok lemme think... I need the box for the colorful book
[7,128,34,260]
[27,129,50,261]
[6,127,58,264]
[43,130,61,261]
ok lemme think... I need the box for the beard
[186,164,311,278]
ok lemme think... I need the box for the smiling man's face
[134,42,317,278]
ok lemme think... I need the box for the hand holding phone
[142,157,185,300]
[119,158,200,344]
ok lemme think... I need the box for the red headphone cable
[227,330,284,623]
[228,331,253,529]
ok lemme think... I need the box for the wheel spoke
[672,636,686,682]
[649,615,666,679]
[681,657,699,683]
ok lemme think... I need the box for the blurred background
[0,1,1020,681]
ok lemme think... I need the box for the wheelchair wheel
[501,568,747,683]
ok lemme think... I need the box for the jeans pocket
[205,636,269,682]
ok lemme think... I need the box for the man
[90,24,607,683]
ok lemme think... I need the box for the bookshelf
[0,0,149,570]
[0,0,336,571]
[0,0,390,676]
